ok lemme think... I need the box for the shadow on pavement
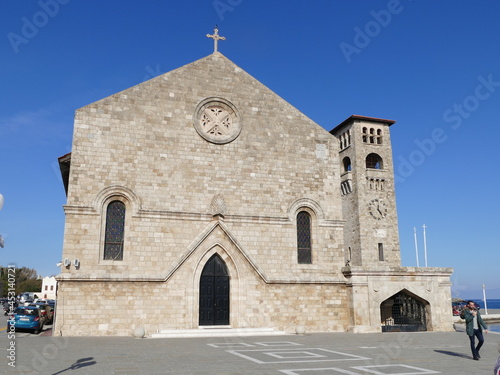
[51,357,97,375]
[434,350,470,359]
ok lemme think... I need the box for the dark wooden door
[199,254,230,325]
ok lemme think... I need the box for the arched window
[297,211,312,264]
[376,129,383,144]
[366,153,383,169]
[343,157,352,173]
[362,127,368,143]
[103,200,126,260]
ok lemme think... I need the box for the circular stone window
[194,98,241,144]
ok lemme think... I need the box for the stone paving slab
[2,329,500,375]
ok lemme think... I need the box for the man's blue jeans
[469,329,484,358]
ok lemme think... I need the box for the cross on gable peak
[206,25,226,53]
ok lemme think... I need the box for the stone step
[150,327,288,338]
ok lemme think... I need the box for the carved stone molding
[210,194,227,217]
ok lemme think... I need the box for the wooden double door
[199,254,230,326]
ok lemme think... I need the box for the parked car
[47,300,56,323]
[452,301,466,316]
[8,306,45,334]
[28,302,54,324]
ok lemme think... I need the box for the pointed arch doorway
[199,254,230,326]
[380,290,427,332]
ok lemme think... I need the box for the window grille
[297,211,312,264]
[103,200,125,260]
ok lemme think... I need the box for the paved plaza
[2,325,499,375]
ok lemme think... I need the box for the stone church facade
[55,51,453,336]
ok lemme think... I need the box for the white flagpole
[0,193,3,248]
[482,284,488,315]
[413,227,420,267]
[422,224,428,267]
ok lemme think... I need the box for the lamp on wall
[56,259,81,268]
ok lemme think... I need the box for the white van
[20,292,39,304]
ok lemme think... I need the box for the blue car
[7,306,45,334]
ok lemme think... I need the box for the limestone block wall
[65,53,343,222]
[54,242,350,337]
[343,267,454,333]
[58,51,349,292]
[55,216,350,336]
[59,213,346,281]
[264,283,349,333]
[54,280,350,337]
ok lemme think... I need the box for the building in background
[40,276,57,300]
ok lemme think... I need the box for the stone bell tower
[331,115,401,267]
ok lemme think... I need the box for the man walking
[461,300,488,360]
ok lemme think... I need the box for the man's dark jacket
[461,308,488,336]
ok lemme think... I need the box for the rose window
[194,98,241,144]
[201,107,232,137]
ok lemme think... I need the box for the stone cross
[206,26,226,53]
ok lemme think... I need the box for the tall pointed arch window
[297,211,312,264]
[103,200,126,260]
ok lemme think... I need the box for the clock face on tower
[368,199,387,220]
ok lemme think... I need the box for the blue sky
[1,1,499,299]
